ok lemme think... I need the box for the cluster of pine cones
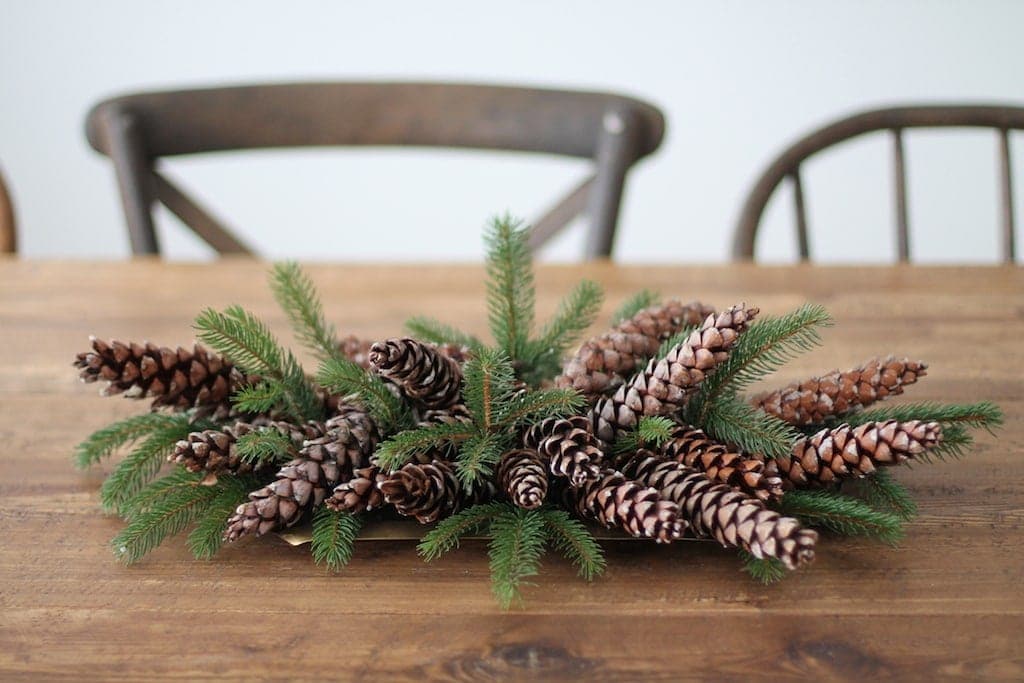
[75,301,937,571]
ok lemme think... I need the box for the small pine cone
[497,449,548,509]
[752,356,928,426]
[620,451,816,569]
[433,343,473,365]
[369,338,463,410]
[526,416,604,485]
[171,420,327,479]
[224,407,379,540]
[326,465,386,513]
[590,304,758,443]
[661,426,784,503]
[338,335,374,369]
[74,337,246,410]
[556,300,716,400]
[776,420,942,487]
[378,459,466,523]
[568,468,685,543]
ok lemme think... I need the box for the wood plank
[0,260,1022,680]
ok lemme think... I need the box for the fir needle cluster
[71,214,1003,606]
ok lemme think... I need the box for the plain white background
[2,1,1023,263]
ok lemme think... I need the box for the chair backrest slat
[733,104,1024,263]
[151,172,252,254]
[791,168,810,260]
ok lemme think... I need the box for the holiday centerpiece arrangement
[72,216,1002,606]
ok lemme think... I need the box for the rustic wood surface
[0,260,1021,681]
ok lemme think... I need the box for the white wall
[3,1,1023,263]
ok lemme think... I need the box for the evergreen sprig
[417,502,508,561]
[462,347,517,430]
[456,433,505,488]
[489,507,547,608]
[843,470,918,521]
[235,429,297,466]
[111,470,222,563]
[778,489,904,545]
[698,397,799,460]
[655,327,699,362]
[485,214,535,362]
[187,476,258,560]
[74,412,186,470]
[522,279,604,384]
[613,415,678,455]
[403,316,482,350]
[374,421,477,473]
[310,506,362,571]
[610,289,661,326]
[316,356,412,433]
[843,401,1003,433]
[100,414,202,515]
[740,550,788,584]
[494,387,585,428]
[269,261,341,363]
[231,381,285,415]
[540,508,606,581]
[691,303,833,422]
[194,305,322,423]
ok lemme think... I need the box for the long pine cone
[775,420,942,487]
[590,304,758,443]
[556,300,716,401]
[661,426,784,503]
[369,338,463,410]
[619,451,817,569]
[567,468,685,543]
[524,416,603,485]
[497,449,548,509]
[326,465,386,513]
[74,337,245,411]
[752,356,927,426]
[171,420,327,480]
[224,407,378,540]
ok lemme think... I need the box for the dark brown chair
[85,82,665,260]
[0,166,15,254]
[733,105,1023,263]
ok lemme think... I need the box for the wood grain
[1,260,1022,681]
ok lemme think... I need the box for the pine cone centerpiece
[171,420,328,480]
[619,451,817,569]
[590,304,758,443]
[369,338,463,410]
[74,337,246,410]
[775,420,943,486]
[497,449,548,509]
[753,356,928,426]
[224,407,379,539]
[556,300,716,400]
[661,425,784,502]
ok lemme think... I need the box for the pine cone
[418,403,473,427]
[556,300,716,400]
[338,335,373,370]
[620,451,816,569]
[326,465,386,513]
[775,420,942,487]
[661,426,784,503]
[377,459,466,523]
[369,338,463,410]
[171,420,327,480]
[525,416,603,485]
[224,407,379,540]
[590,304,758,443]
[497,449,548,509]
[74,337,246,411]
[752,356,928,426]
[567,468,685,543]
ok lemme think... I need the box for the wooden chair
[732,105,1024,262]
[84,82,665,260]
[0,166,15,254]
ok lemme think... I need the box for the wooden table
[1,260,1022,681]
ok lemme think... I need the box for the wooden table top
[1,260,1022,681]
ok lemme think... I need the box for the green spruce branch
[488,507,547,608]
[522,279,603,384]
[75,412,187,470]
[235,429,297,466]
[540,509,605,581]
[697,398,799,460]
[843,401,1003,433]
[374,421,478,472]
[316,356,412,433]
[610,289,661,327]
[740,550,788,584]
[843,470,918,521]
[269,261,341,363]
[403,316,482,350]
[778,489,904,545]
[613,416,678,455]
[417,502,508,561]
[194,305,322,423]
[310,506,362,571]
[485,214,535,363]
[187,476,258,560]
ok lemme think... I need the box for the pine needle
[74,412,185,470]
[844,470,918,521]
[187,476,257,560]
[316,357,412,433]
[488,508,547,609]
[612,416,678,455]
[692,303,833,421]
[655,327,699,361]
[269,261,340,363]
[485,214,535,362]
[778,489,904,545]
[462,347,517,431]
[310,506,362,571]
[523,279,604,382]
[100,414,201,515]
[455,432,506,488]
[194,305,322,422]
[403,316,481,349]
[541,508,605,581]
[495,388,585,428]
[375,421,477,472]
[417,502,509,561]
[234,429,296,466]
[231,381,284,415]
[698,398,799,460]
[844,401,1003,433]
[111,471,222,564]
[740,551,788,584]
[610,289,661,326]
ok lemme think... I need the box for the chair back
[733,105,1024,262]
[85,82,665,259]
[0,167,15,254]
